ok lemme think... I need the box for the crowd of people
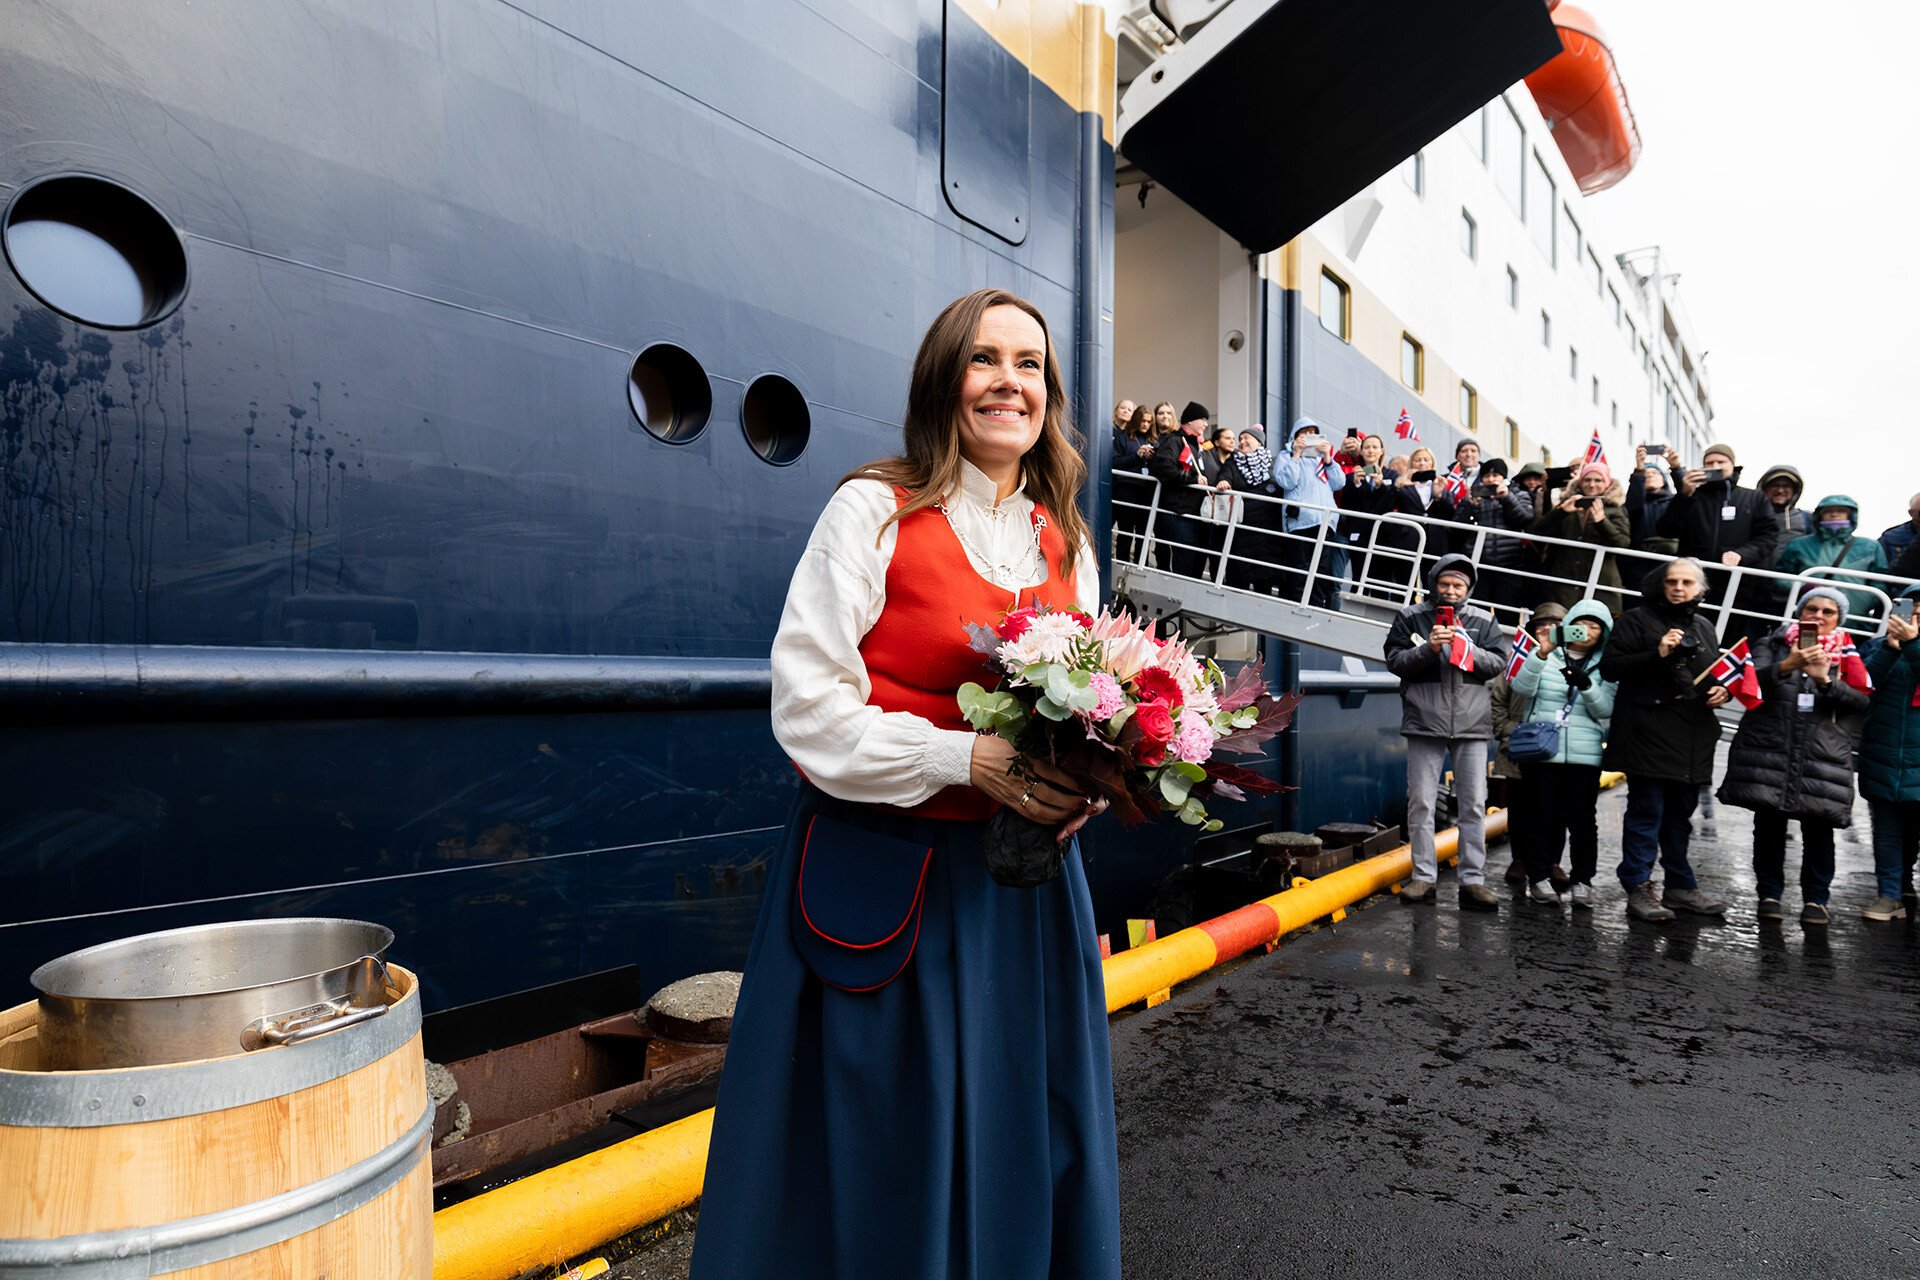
[1113,395,1920,925]
[1110,397,1920,638]
[1385,555,1920,925]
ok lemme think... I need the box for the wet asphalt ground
[617,775,1920,1278]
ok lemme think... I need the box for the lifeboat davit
[1524,3,1641,194]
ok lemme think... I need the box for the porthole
[741,374,810,465]
[627,344,711,444]
[2,174,188,329]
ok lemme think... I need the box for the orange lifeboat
[1524,3,1641,193]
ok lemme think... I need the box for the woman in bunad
[689,288,1120,1280]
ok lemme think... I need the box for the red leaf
[1218,661,1270,712]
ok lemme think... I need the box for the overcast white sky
[1576,0,1920,535]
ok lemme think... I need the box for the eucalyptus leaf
[1158,771,1192,807]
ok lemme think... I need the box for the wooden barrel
[0,963,431,1278]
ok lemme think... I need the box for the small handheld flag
[1582,430,1607,469]
[1394,409,1418,441]
[1441,463,1470,506]
[1701,637,1762,709]
[1447,627,1477,672]
[1505,626,1536,680]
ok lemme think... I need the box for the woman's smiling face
[954,305,1046,474]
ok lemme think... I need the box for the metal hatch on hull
[1114,0,1565,253]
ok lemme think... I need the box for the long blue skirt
[688,785,1121,1279]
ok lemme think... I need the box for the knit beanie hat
[1702,442,1737,465]
[1796,585,1849,617]
[1577,460,1613,488]
[1181,402,1211,425]
[1241,425,1266,447]
[1479,457,1510,479]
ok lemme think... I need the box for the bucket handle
[239,955,397,1051]
[242,998,388,1051]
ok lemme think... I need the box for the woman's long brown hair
[839,288,1089,581]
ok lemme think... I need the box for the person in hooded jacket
[1511,600,1618,909]
[1530,461,1631,615]
[1757,464,1812,541]
[1716,585,1873,926]
[1624,447,1677,554]
[1492,603,1568,889]
[1859,584,1920,921]
[1383,554,1511,910]
[1772,495,1890,625]
[1727,463,1813,641]
[1219,426,1287,594]
[1600,558,1733,922]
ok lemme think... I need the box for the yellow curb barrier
[432,775,1623,1278]
[432,1109,712,1280]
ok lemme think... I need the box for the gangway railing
[1110,473,1901,663]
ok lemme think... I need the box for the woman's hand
[1803,650,1833,684]
[1704,684,1731,708]
[1586,500,1606,525]
[969,736,1102,834]
[1888,611,1918,648]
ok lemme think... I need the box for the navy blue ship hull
[0,0,1165,1008]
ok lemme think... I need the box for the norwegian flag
[1315,450,1336,483]
[1833,636,1875,693]
[1441,463,1470,506]
[1394,408,1419,441]
[1705,637,1762,710]
[1504,626,1536,680]
[1447,627,1477,672]
[1582,430,1607,469]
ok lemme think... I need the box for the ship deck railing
[1110,473,1905,662]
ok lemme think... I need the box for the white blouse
[770,459,1101,808]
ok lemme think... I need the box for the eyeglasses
[1802,606,1841,617]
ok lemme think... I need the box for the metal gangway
[1110,473,1906,662]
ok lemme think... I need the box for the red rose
[995,606,1039,642]
[1132,700,1177,764]
[1131,667,1183,708]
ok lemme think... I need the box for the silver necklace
[937,499,1045,585]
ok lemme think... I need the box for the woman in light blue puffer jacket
[1512,598,1618,908]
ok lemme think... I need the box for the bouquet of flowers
[958,604,1299,887]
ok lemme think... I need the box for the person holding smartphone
[1388,445,1455,591]
[1654,443,1780,622]
[1856,584,1920,920]
[1529,461,1631,616]
[1717,586,1873,925]
[1382,555,1512,910]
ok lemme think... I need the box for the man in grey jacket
[1384,554,1512,909]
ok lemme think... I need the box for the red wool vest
[859,489,1078,821]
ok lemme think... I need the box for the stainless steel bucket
[30,917,398,1069]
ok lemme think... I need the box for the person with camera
[1624,445,1677,554]
[1269,417,1349,609]
[1452,456,1534,622]
[1339,433,1401,595]
[1716,586,1873,926]
[1510,600,1618,908]
[1772,495,1890,626]
[1146,401,1212,577]
[1599,558,1732,922]
[1383,554,1511,910]
[1655,443,1780,626]
[1859,583,1920,920]
[1386,445,1456,591]
[1529,461,1631,616]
